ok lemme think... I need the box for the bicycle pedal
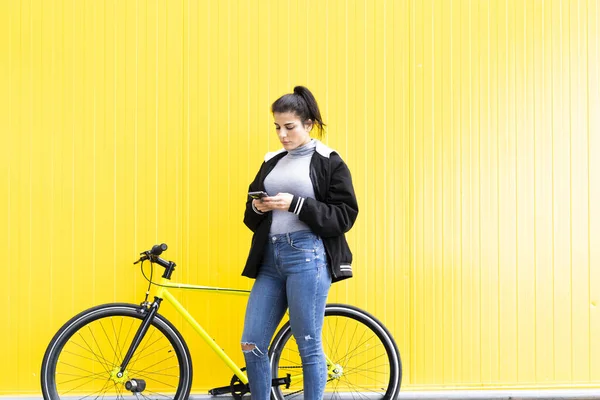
[208,385,232,396]
[272,374,291,389]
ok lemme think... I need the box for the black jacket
[242,141,359,283]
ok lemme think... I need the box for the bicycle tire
[269,303,402,400]
[40,303,193,400]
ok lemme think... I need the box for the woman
[241,86,359,400]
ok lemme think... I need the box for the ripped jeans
[241,230,331,400]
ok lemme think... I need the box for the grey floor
[10,390,600,400]
[194,391,600,400]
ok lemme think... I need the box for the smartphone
[248,191,269,199]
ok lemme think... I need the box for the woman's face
[273,112,312,151]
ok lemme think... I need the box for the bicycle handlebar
[134,244,174,269]
[150,243,168,256]
[134,243,177,279]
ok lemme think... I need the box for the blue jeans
[241,230,331,400]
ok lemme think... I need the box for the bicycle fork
[116,297,163,378]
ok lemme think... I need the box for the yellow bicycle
[40,244,402,400]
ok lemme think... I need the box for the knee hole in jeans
[241,342,265,357]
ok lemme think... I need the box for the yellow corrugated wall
[1,0,599,395]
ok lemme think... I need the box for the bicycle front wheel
[269,303,402,400]
[41,303,192,400]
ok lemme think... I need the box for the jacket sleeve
[243,162,269,232]
[291,155,359,237]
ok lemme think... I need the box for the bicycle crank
[230,368,250,400]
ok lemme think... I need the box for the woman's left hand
[260,193,294,211]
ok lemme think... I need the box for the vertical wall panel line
[345,0,348,154]
[448,0,454,383]
[7,1,13,391]
[534,0,540,379]
[28,0,34,377]
[91,0,96,296]
[154,0,158,235]
[48,0,53,323]
[550,0,556,378]
[70,0,74,312]
[496,0,501,380]
[512,0,517,377]
[432,0,439,376]
[439,0,445,382]
[186,0,190,276]
[568,0,575,379]
[410,0,416,383]
[113,0,117,296]
[585,1,598,375]
[478,0,483,380]
[134,0,138,268]
[363,0,369,311]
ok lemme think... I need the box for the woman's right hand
[253,198,270,213]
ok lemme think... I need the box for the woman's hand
[253,193,294,212]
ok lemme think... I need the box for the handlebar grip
[150,243,168,256]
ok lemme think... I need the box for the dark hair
[271,86,326,138]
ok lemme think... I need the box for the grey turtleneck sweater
[264,139,316,234]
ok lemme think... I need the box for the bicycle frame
[154,277,252,385]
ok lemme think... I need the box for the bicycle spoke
[109,315,128,367]
[143,390,179,400]
[56,361,108,380]
[57,370,111,386]
[341,371,389,390]
[334,317,351,362]
[61,348,115,371]
[128,372,180,387]
[126,371,178,390]
[129,354,177,375]
[328,316,352,363]
[343,363,391,377]
[91,322,118,373]
[135,392,166,400]
[79,379,112,400]
[341,376,387,397]
[57,373,111,396]
[129,341,172,364]
[337,327,369,367]
[328,377,343,400]
[341,339,384,358]
[129,364,179,377]
[76,332,113,374]
[128,329,158,372]
[342,353,389,375]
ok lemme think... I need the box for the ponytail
[272,86,326,138]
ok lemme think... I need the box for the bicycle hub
[125,379,146,393]
[330,364,344,379]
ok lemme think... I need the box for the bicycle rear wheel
[269,303,401,400]
[41,303,192,400]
